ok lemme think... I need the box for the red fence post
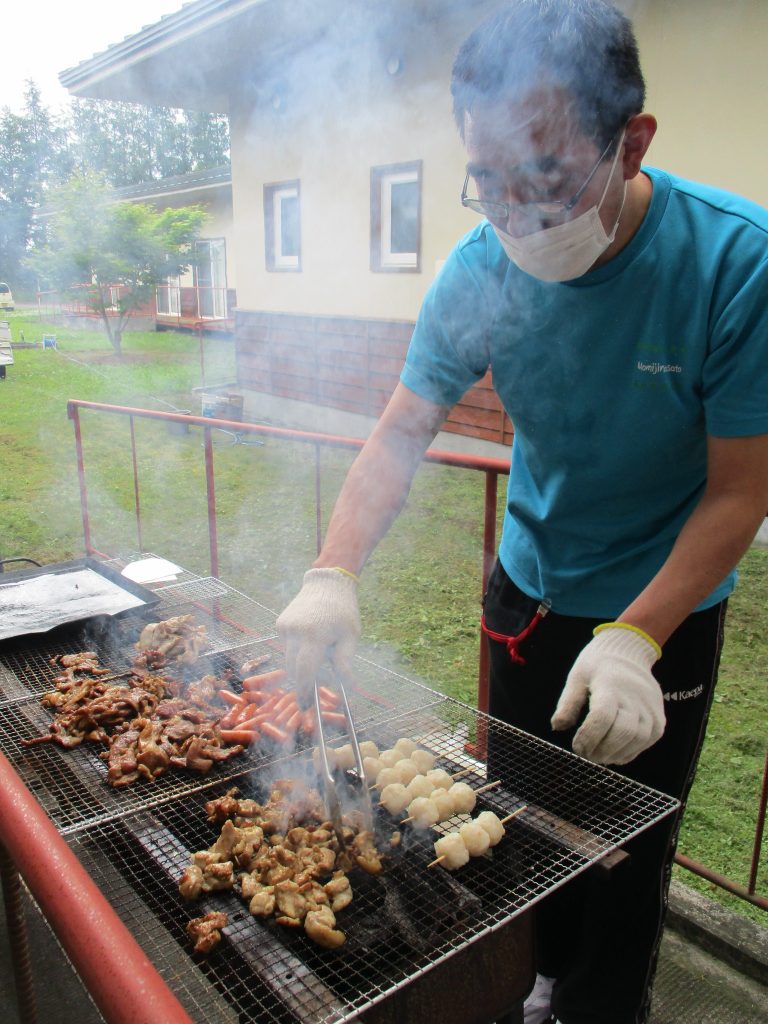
[203,426,219,578]
[748,750,768,896]
[66,404,94,555]
[129,415,143,553]
[476,469,499,718]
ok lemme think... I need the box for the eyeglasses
[461,133,618,221]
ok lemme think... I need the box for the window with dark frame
[264,180,301,271]
[370,161,422,272]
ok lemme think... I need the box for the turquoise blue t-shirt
[401,167,768,616]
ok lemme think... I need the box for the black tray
[0,557,161,642]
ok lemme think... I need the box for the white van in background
[0,283,14,312]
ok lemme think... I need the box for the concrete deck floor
[1,878,766,1024]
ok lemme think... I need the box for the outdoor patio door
[156,274,181,316]
[195,239,227,319]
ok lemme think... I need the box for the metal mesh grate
[62,717,676,1024]
[0,573,680,1023]
[0,582,448,835]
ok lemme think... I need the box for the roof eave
[59,0,265,109]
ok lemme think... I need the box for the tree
[0,81,70,291]
[182,109,230,171]
[66,99,230,185]
[28,173,207,355]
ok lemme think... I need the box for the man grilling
[276,2,768,1022]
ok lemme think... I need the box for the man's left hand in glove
[550,623,665,766]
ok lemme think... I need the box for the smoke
[39,0,656,696]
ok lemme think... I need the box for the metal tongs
[313,673,374,849]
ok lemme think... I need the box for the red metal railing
[36,285,234,327]
[0,748,193,1024]
[63,399,767,913]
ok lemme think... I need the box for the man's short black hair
[451,0,645,148]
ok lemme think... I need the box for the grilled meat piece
[49,652,111,685]
[134,718,172,780]
[136,615,208,664]
[41,678,102,709]
[202,861,234,891]
[54,652,100,670]
[324,872,353,912]
[179,864,205,900]
[86,684,160,724]
[186,911,228,955]
[205,788,247,824]
[249,889,276,917]
[105,724,142,787]
[155,698,189,718]
[132,648,167,672]
[304,905,345,949]
[161,715,207,745]
[169,732,243,775]
[239,653,272,675]
[274,880,309,923]
[186,674,224,708]
[351,831,383,875]
[210,820,264,869]
[128,672,170,699]
[180,854,235,900]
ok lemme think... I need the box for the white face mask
[494,132,627,282]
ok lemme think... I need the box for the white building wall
[228,0,768,323]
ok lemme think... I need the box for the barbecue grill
[0,558,679,1024]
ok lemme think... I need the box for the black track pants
[484,560,727,1024]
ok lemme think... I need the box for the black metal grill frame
[0,569,680,1023]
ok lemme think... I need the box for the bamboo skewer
[428,805,528,869]
[500,805,528,825]
[474,780,502,795]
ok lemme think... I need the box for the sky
[3,1,183,114]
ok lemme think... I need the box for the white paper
[121,557,182,584]
[0,569,145,640]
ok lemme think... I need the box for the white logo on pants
[663,684,704,702]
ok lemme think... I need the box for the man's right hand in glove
[276,568,361,708]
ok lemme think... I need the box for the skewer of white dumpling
[399,779,502,828]
[377,772,473,818]
[377,773,450,818]
[428,806,528,871]
[379,777,501,825]
[367,740,440,793]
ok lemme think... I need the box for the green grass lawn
[2,311,766,926]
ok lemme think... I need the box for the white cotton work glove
[550,623,665,766]
[276,568,361,708]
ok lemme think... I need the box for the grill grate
[0,573,680,1023]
